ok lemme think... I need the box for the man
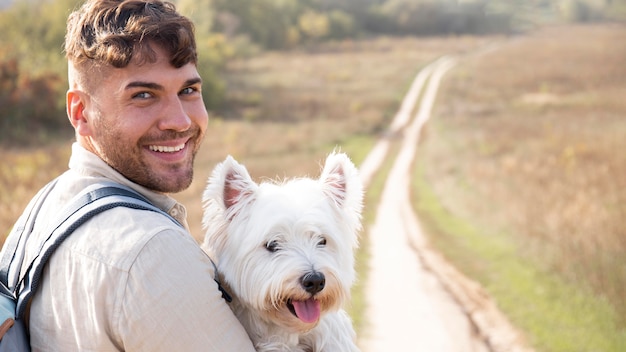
[16,0,255,350]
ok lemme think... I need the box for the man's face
[79,45,208,193]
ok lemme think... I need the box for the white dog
[202,152,363,352]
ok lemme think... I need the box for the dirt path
[357,56,532,352]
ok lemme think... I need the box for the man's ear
[67,89,92,137]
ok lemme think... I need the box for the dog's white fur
[202,152,362,352]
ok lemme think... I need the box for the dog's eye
[266,240,280,252]
[317,237,327,247]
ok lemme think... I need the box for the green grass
[412,160,626,352]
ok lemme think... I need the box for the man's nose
[158,97,192,132]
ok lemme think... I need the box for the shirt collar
[68,143,190,229]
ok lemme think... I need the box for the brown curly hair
[65,0,197,69]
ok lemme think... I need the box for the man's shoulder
[64,206,192,271]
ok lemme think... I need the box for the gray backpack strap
[0,181,182,351]
[13,183,181,319]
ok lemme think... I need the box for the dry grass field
[0,35,489,334]
[415,24,626,350]
[1,143,71,240]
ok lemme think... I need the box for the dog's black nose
[301,272,325,294]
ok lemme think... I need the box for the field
[415,24,626,350]
[2,24,625,350]
[177,36,490,241]
[0,35,486,241]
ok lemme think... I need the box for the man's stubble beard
[91,114,203,194]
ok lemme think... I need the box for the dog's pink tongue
[292,298,321,323]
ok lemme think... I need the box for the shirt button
[170,208,179,217]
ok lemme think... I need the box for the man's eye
[180,87,198,95]
[133,92,152,99]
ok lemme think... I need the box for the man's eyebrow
[184,77,203,87]
[125,81,163,90]
[125,78,202,90]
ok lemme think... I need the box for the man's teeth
[149,144,185,153]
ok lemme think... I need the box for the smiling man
[9,0,255,351]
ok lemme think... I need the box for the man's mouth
[148,143,186,153]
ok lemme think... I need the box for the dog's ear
[223,168,255,210]
[204,156,257,220]
[319,152,363,216]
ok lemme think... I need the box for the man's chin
[148,174,193,193]
[127,167,194,194]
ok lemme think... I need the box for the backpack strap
[8,182,182,319]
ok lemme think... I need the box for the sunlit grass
[1,143,72,240]
[413,160,626,351]
[415,23,626,351]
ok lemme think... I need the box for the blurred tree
[306,0,382,31]
[327,10,357,39]
[0,0,79,77]
[214,0,300,49]
[607,0,626,19]
[0,59,69,145]
[298,9,330,41]
[175,0,228,109]
[177,0,214,37]
[371,0,520,35]
[559,0,607,21]
[0,0,78,145]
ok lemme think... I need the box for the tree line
[1,0,623,145]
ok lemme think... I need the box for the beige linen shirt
[21,143,255,351]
